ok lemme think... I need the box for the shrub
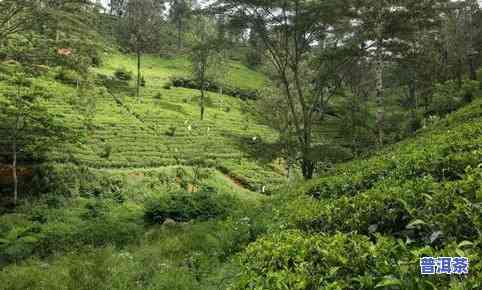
[231,230,482,290]
[163,82,172,90]
[461,79,480,103]
[28,65,50,77]
[55,68,81,85]
[429,80,462,115]
[114,67,133,81]
[169,76,259,100]
[286,167,481,249]
[77,215,143,247]
[144,188,239,224]
[0,225,40,263]
[31,163,84,196]
[100,143,113,159]
[165,126,176,137]
[154,92,162,100]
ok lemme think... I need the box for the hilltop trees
[109,0,128,17]
[213,0,480,179]
[350,0,446,145]
[169,0,193,50]
[440,0,481,85]
[0,0,36,41]
[122,0,164,99]
[189,15,224,121]
[0,0,101,71]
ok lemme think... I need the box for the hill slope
[0,53,284,191]
[0,78,480,290]
[232,97,482,289]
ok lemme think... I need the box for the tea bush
[170,76,259,100]
[144,188,241,224]
[54,68,81,85]
[231,230,482,289]
[228,98,482,289]
[114,67,133,81]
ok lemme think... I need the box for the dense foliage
[230,98,482,289]
[144,187,240,224]
[0,0,481,289]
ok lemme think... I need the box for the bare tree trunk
[200,87,205,121]
[12,136,17,207]
[301,127,314,179]
[375,34,384,147]
[468,55,477,81]
[199,62,206,120]
[301,157,314,180]
[177,18,183,50]
[56,27,60,43]
[466,1,477,82]
[137,49,141,99]
[409,71,418,133]
[12,84,20,208]
[286,158,292,181]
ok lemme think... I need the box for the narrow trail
[222,173,249,190]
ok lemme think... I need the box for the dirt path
[222,173,249,191]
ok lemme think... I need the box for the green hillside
[0,53,284,191]
[0,90,480,290]
[1,0,481,288]
[232,97,482,289]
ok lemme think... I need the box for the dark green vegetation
[0,83,480,290]
[240,98,481,289]
[1,0,482,289]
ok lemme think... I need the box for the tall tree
[189,15,223,121]
[124,0,164,99]
[169,0,192,50]
[0,70,74,207]
[443,0,481,83]
[352,0,447,146]
[215,0,354,179]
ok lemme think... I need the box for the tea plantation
[0,53,481,290]
[0,53,284,191]
[233,97,482,289]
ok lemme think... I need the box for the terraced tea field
[0,53,285,192]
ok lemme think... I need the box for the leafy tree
[1,0,102,72]
[440,0,481,85]
[123,0,164,99]
[109,0,128,17]
[337,59,377,155]
[169,0,193,50]
[352,0,448,145]
[216,0,354,179]
[189,15,223,121]
[245,27,264,68]
[0,70,75,207]
[0,0,35,41]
